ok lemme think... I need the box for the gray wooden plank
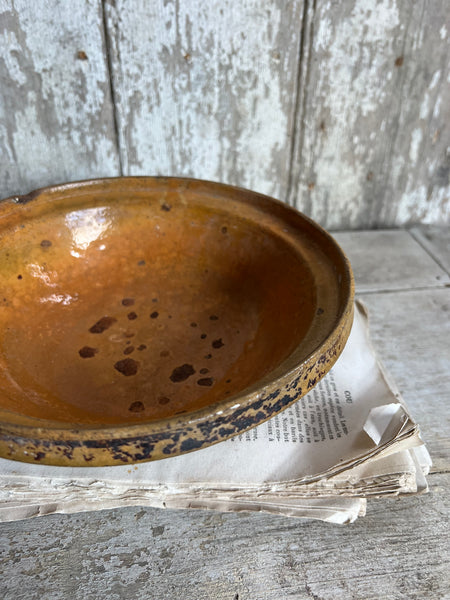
[359,288,450,471]
[410,225,450,274]
[288,0,450,229]
[1,472,448,600]
[0,0,120,200]
[333,229,450,292]
[103,0,304,201]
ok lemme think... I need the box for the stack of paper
[0,302,430,524]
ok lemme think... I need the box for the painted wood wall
[0,0,448,229]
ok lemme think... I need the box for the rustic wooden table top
[1,226,449,600]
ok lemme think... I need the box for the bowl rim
[0,176,354,445]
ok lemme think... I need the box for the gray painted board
[0,1,448,228]
[288,0,450,229]
[334,229,450,292]
[410,225,450,274]
[1,474,448,600]
[359,288,450,471]
[0,0,119,200]
[103,0,305,201]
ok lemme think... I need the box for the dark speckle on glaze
[114,358,139,376]
[197,377,214,387]
[89,316,117,334]
[40,239,52,248]
[129,401,145,413]
[122,298,135,306]
[170,364,195,383]
[79,346,98,358]
[212,338,224,349]
[127,311,138,320]
[150,311,159,319]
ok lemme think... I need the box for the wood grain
[0,1,447,227]
[103,0,305,200]
[334,229,450,292]
[359,288,450,472]
[0,0,119,200]
[1,474,448,599]
[288,0,450,228]
[410,225,450,274]
[325,229,450,469]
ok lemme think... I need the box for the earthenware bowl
[0,177,353,466]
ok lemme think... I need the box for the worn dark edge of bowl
[0,177,354,466]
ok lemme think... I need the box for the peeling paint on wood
[0,0,448,226]
[383,3,450,226]
[0,0,120,199]
[288,0,449,228]
[103,0,304,200]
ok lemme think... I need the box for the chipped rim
[0,177,354,466]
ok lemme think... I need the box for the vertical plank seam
[286,0,316,208]
[101,0,123,176]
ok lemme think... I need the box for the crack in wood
[286,0,317,209]
[101,0,123,176]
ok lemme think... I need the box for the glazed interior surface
[0,181,329,425]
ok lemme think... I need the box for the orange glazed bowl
[0,177,353,466]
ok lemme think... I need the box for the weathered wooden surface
[289,0,450,228]
[334,229,450,292]
[410,225,450,274]
[0,228,449,599]
[1,475,449,600]
[0,1,448,227]
[358,287,450,473]
[103,0,304,201]
[0,0,119,199]
[335,228,450,470]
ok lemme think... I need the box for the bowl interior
[0,178,350,430]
